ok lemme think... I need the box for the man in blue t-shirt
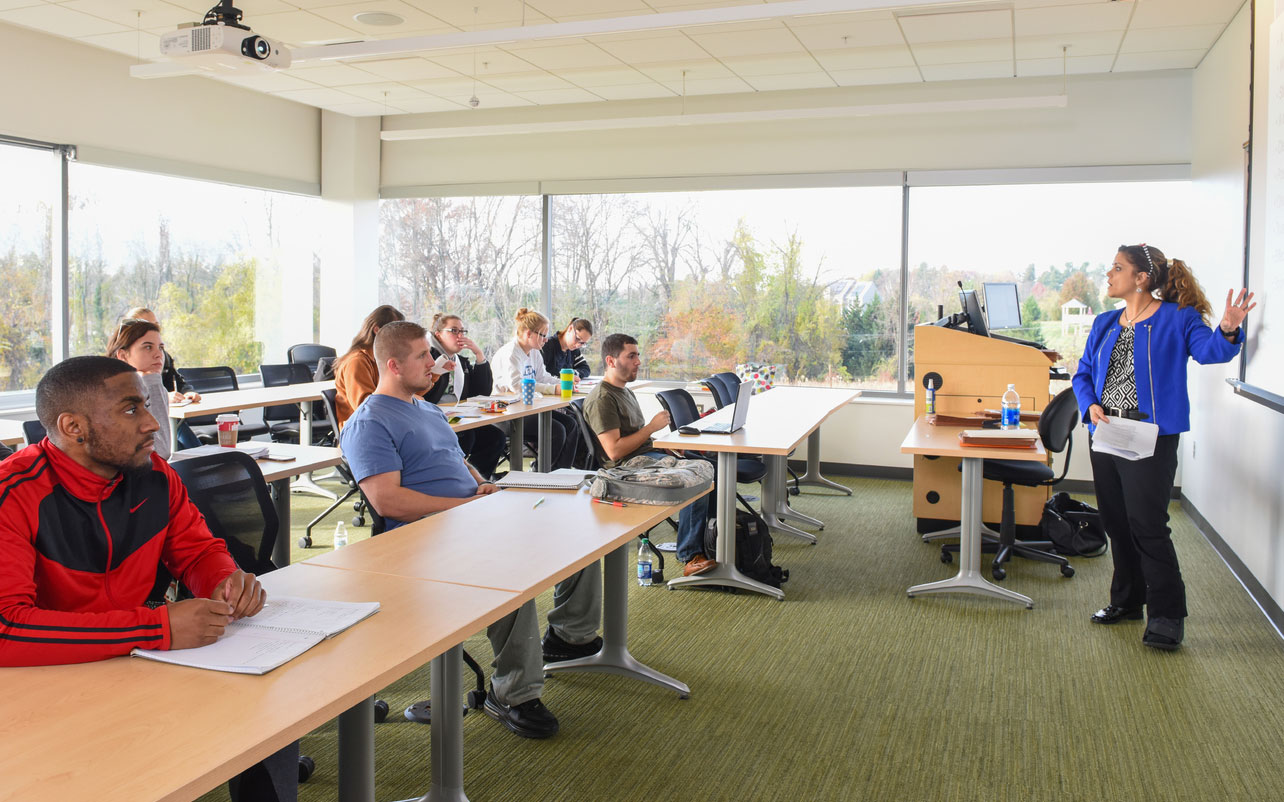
[340,321,602,739]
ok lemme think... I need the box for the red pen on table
[592,498,628,508]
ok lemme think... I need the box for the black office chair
[703,376,735,409]
[177,366,270,442]
[700,377,800,496]
[314,355,337,382]
[287,344,337,377]
[564,398,604,471]
[299,388,366,548]
[941,388,1080,581]
[260,363,334,445]
[23,419,46,445]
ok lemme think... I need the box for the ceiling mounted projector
[156,0,290,70]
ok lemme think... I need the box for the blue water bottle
[521,363,536,405]
[1001,384,1020,429]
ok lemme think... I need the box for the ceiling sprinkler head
[469,95,480,108]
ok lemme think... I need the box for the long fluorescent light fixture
[381,95,1068,141]
[293,0,991,64]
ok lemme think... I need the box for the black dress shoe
[1143,617,1184,651]
[542,627,603,663]
[483,687,559,739]
[1090,605,1144,624]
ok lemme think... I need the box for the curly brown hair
[1117,244,1212,322]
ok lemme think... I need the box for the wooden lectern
[912,325,1055,534]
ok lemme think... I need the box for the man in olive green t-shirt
[583,334,715,577]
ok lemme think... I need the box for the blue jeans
[644,451,711,562]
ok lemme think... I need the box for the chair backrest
[314,355,337,382]
[656,389,701,429]
[713,371,740,389]
[22,419,46,445]
[565,398,607,471]
[287,344,337,376]
[169,450,279,575]
[704,376,733,409]
[177,366,239,427]
[1038,388,1081,484]
[259,363,315,425]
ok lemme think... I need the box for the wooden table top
[0,562,521,802]
[440,393,570,433]
[0,418,24,447]
[169,443,344,483]
[168,381,335,420]
[899,416,1048,462]
[651,386,861,456]
[304,485,705,597]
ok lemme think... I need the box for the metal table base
[793,429,852,495]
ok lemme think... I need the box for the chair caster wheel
[297,536,312,549]
[373,699,389,723]
[298,755,315,783]
[940,550,952,564]
[992,567,1006,581]
[352,516,365,527]
[1061,565,1075,578]
[788,488,800,496]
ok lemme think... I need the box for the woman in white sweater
[106,318,173,460]
[490,308,579,470]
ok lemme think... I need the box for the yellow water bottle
[560,369,574,400]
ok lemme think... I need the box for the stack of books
[958,429,1040,449]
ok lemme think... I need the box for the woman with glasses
[491,308,580,470]
[541,318,594,381]
[425,314,507,479]
[106,318,173,459]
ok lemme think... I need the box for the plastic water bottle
[925,379,936,423]
[637,538,656,586]
[333,520,348,549]
[1001,384,1021,430]
[521,363,536,405]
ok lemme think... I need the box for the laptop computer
[694,380,753,434]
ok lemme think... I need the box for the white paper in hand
[429,354,453,376]
[1090,417,1159,461]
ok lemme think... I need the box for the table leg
[543,545,690,697]
[921,524,1001,543]
[510,417,524,473]
[337,696,375,802]
[417,645,470,802]
[290,401,338,500]
[667,452,785,600]
[795,429,852,495]
[906,457,1032,608]
[758,455,817,544]
[537,410,551,472]
[270,478,291,567]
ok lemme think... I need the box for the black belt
[1105,407,1149,421]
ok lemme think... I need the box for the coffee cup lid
[216,413,240,422]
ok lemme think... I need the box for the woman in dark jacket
[425,313,507,479]
[541,318,593,380]
[1072,243,1255,651]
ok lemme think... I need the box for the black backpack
[1040,492,1108,557]
[704,499,789,588]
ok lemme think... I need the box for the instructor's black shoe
[1090,605,1144,625]
[1143,617,1184,651]
[542,627,603,663]
[483,688,559,739]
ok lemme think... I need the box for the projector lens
[242,36,271,60]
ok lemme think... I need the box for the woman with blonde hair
[1073,243,1255,651]
[106,318,173,459]
[491,308,579,469]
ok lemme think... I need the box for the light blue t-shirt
[339,394,478,530]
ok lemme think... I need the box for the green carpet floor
[198,476,1284,802]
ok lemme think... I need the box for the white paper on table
[1090,417,1159,461]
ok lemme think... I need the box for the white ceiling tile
[784,9,895,28]
[435,89,532,109]
[340,56,460,81]
[635,59,734,82]
[272,86,366,105]
[673,18,784,36]
[912,39,1012,66]
[499,41,623,70]
[483,72,573,92]
[288,61,387,86]
[211,69,318,92]
[719,53,821,77]
[247,10,363,46]
[226,0,299,16]
[1015,53,1115,77]
[0,4,129,36]
[556,66,651,87]
[593,32,711,63]
[308,1,454,38]
[429,48,541,75]
[687,26,807,58]
[589,83,674,100]
[511,87,603,105]
[321,100,400,115]
[1131,0,1243,29]
[60,0,196,30]
[340,81,430,101]
[391,95,467,113]
[898,9,1012,44]
[787,16,905,49]
[653,75,753,95]
[524,0,652,22]
[743,72,836,91]
[829,65,921,87]
[1015,31,1123,60]
[812,45,914,71]
[1120,24,1225,54]
[79,29,161,58]
[1113,49,1205,72]
[0,0,40,10]
[405,76,478,94]
[401,0,546,29]
[1014,3,1133,37]
[919,60,1014,81]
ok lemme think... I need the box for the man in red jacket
[0,356,294,802]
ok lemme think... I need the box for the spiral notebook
[131,596,379,675]
[495,470,593,491]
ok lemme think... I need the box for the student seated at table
[106,317,173,460]
[584,333,715,577]
[340,322,603,739]
[0,356,297,802]
[424,313,507,480]
[125,307,202,450]
[541,317,593,380]
[335,304,437,428]
[491,308,579,470]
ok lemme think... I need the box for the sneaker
[1142,617,1184,651]
[682,554,717,577]
[542,627,603,663]
[483,687,559,739]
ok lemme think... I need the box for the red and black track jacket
[0,439,237,666]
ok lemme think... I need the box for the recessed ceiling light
[353,11,404,26]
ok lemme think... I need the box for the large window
[68,164,321,374]
[379,196,542,352]
[0,143,58,392]
[549,187,903,387]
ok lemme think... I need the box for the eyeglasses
[442,327,468,335]
[572,335,589,347]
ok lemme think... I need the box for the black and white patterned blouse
[1100,324,1139,410]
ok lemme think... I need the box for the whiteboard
[1253,14,1284,398]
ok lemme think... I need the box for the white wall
[0,23,319,193]
[382,71,1192,191]
[1184,2,1284,608]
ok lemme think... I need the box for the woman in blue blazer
[1072,244,1255,651]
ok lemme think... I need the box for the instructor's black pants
[1089,433,1184,619]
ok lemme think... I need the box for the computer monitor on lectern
[983,282,1022,330]
[958,289,989,338]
